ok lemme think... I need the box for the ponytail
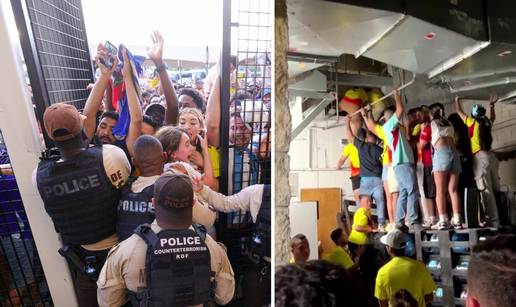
[430,103,450,127]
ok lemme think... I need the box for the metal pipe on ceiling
[287,52,339,64]
[449,76,516,93]
[441,66,516,83]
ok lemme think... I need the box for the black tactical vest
[117,178,155,241]
[130,224,214,306]
[36,147,120,245]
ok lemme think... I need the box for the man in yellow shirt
[348,195,375,257]
[454,96,500,227]
[375,229,435,307]
[337,143,361,205]
[323,228,354,270]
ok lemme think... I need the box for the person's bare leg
[384,181,393,223]
[392,192,399,223]
[433,171,448,220]
[425,198,436,222]
[449,172,461,226]
[353,188,360,206]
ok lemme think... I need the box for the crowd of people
[278,87,511,307]
[31,30,271,307]
[281,230,516,307]
[337,89,500,231]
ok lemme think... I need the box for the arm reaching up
[344,115,355,143]
[147,30,178,125]
[121,47,142,158]
[489,95,498,123]
[199,134,219,191]
[83,44,118,142]
[454,96,467,121]
[362,107,379,137]
[206,76,221,147]
[393,90,404,119]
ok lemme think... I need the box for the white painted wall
[289,113,354,201]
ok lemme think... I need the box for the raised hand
[147,30,164,65]
[198,134,208,151]
[489,95,498,106]
[95,43,118,76]
[392,89,400,99]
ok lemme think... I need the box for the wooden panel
[300,188,342,254]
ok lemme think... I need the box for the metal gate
[2,0,94,305]
[0,131,52,306]
[218,0,272,305]
[10,0,94,146]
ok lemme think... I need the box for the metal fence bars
[0,132,52,306]
[218,0,271,305]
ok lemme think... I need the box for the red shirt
[420,125,433,167]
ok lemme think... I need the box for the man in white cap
[375,229,435,307]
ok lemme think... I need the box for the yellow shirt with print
[375,256,436,307]
[348,207,370,245]
[375,124,391,166]
[323,246,354,270]
[463,116,481,154]
[341,143,360,176]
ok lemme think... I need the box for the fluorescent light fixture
[427,41,491,79]
[355,14,407,58]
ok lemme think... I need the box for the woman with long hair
[427,103,462,229]
[176,108,219,191]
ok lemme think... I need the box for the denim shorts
[433,147,462,173]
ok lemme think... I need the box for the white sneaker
[451,220,463,230]
[431,221,451,230]
[422,219,436,229]
[385,223,395,232]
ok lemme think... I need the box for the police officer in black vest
[193,183,271,307]
[117,135,166,241]
[34,103,130,306]
[97,173,235,306]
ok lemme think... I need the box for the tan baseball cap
[43,103,85,141]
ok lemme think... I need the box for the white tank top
[431,120,454,147]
